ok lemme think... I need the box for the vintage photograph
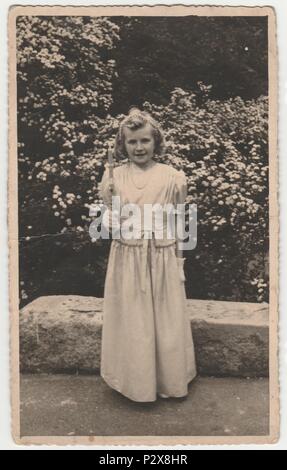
[9,5,278,445]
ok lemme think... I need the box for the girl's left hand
[176,257,186,282]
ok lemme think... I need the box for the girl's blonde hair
[114,107,165,159]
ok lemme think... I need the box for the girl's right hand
[102,207,121,234]
[99,168,116,207]
[105,181,115,206]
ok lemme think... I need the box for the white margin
[1,0,287,450]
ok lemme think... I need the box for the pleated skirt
[100,238,197,402]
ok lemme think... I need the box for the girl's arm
[176,244,183,258]
[173,169,187,281]
[99,165,114,208]
[174,169,187,258]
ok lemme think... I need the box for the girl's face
[123,124,155,166]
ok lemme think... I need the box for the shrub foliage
[17,17,269,305]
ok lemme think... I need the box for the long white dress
[99,161,197,402]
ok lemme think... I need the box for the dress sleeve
[173,169,187,205]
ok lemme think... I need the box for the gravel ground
[20,374,269,437]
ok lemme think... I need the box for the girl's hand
[106,181,115,206]
[99,166,117,208]
[176,257,186,282]
[102,208,121,234]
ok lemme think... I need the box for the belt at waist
[114,232,176,293]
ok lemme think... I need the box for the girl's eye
[126,138,151,145]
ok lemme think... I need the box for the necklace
[129,161,156,190]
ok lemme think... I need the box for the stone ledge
[20,295,269,377]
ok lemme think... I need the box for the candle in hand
[108,145,114,192]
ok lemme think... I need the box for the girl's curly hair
[114,107,165,159]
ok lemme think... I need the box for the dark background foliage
[110,16,268,113]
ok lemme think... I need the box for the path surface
[20,374,269,437]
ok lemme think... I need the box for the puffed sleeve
[173,169,187,205]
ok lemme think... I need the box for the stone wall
[20,295,269,376]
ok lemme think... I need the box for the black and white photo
[8,4,279,445]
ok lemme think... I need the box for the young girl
[99,108,196,402]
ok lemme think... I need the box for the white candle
[108,145,114,194]
[108,146,114,179]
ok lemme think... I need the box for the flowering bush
[17,15,119,210]
[17,18,268,305]
[17,16,120,304]
[143,88,269,302]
